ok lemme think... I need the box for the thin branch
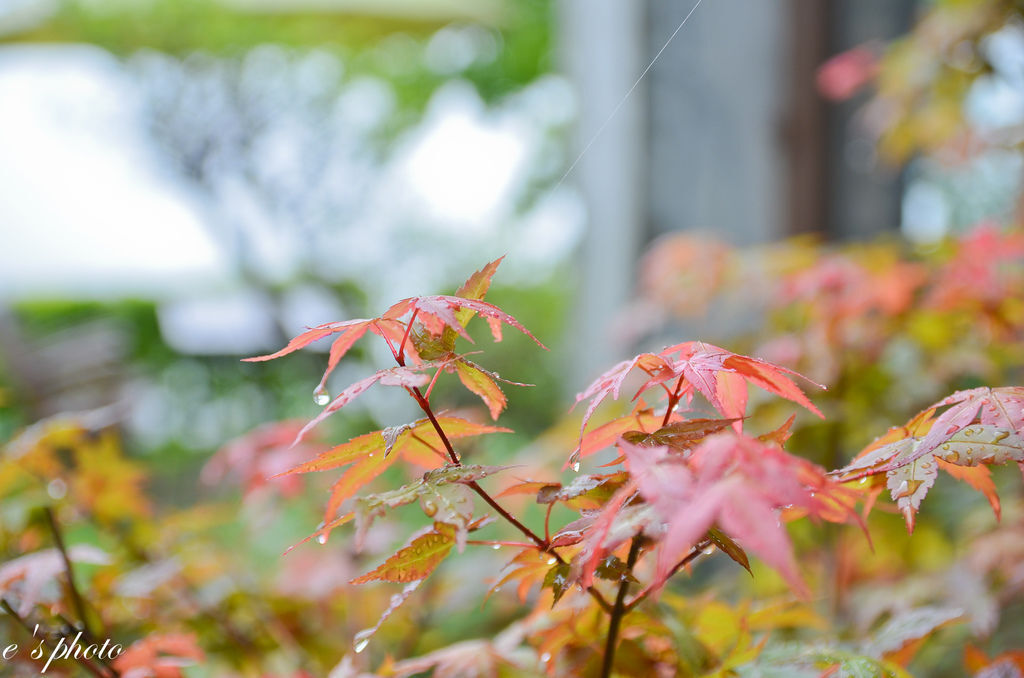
[43,507,93,640]
[408,386,461,465]
[623,539,711,613]
[380,327,401,362]
[54,613,118,676]
[467,480,548,550]
[1,598,114,678]
[661,375,687,428]
[600,537,643,678]
[406,382,614,614]
[409,385,551,551]
[423,364,445,400]
[409,431,452,463]
[396,309,419,365]
[638,366,676,401]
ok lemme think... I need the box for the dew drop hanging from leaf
[313,386,330,406]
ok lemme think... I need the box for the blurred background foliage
[0,0,572,474]
[2,0,1024,675]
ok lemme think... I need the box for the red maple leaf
[572,342,823,455]
[871,387,1024,475]
[624,433,855,596]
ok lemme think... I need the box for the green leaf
[542,561,572,606]
[535,472,630,510]
[594,555,639,584]
[622,418,740,452]
[353,464,511,548]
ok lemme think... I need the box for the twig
[661,375,687,428]
[600,537,642,678]
[1,598,114,678]
[622,539,711,613]
[406,383,614,614]
[396,309,419,365]
[54,613,119,677]
[43,507,94,640]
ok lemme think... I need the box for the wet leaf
[542,561,572,606]
[351,522,457,584]
[706,527,751,575]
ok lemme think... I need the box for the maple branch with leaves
[244,256,1024,674]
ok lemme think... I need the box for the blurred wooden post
[785,0,829,237]
[645,0,789,245]
[823,0,916,240]
[559,0,647,390]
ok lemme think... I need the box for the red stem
[639,366,676,401]
[409,431,452,463]
[623,539,711,613]
[396,309,418,365]
[661,375,687,427]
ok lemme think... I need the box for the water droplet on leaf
[317,533,328,545]
[568,450,581,473]
[313,387,330,406]
[353,635,370,654]
[492,544,501,550]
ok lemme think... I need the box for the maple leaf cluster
[247,257,872,670]
[836,386,1024,533]
[6,253,1024,677]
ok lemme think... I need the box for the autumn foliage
[235,252,1024,676]
[3,231,1024,676]
[7,4,1024,668]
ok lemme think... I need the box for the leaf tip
[901,505,917,534]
